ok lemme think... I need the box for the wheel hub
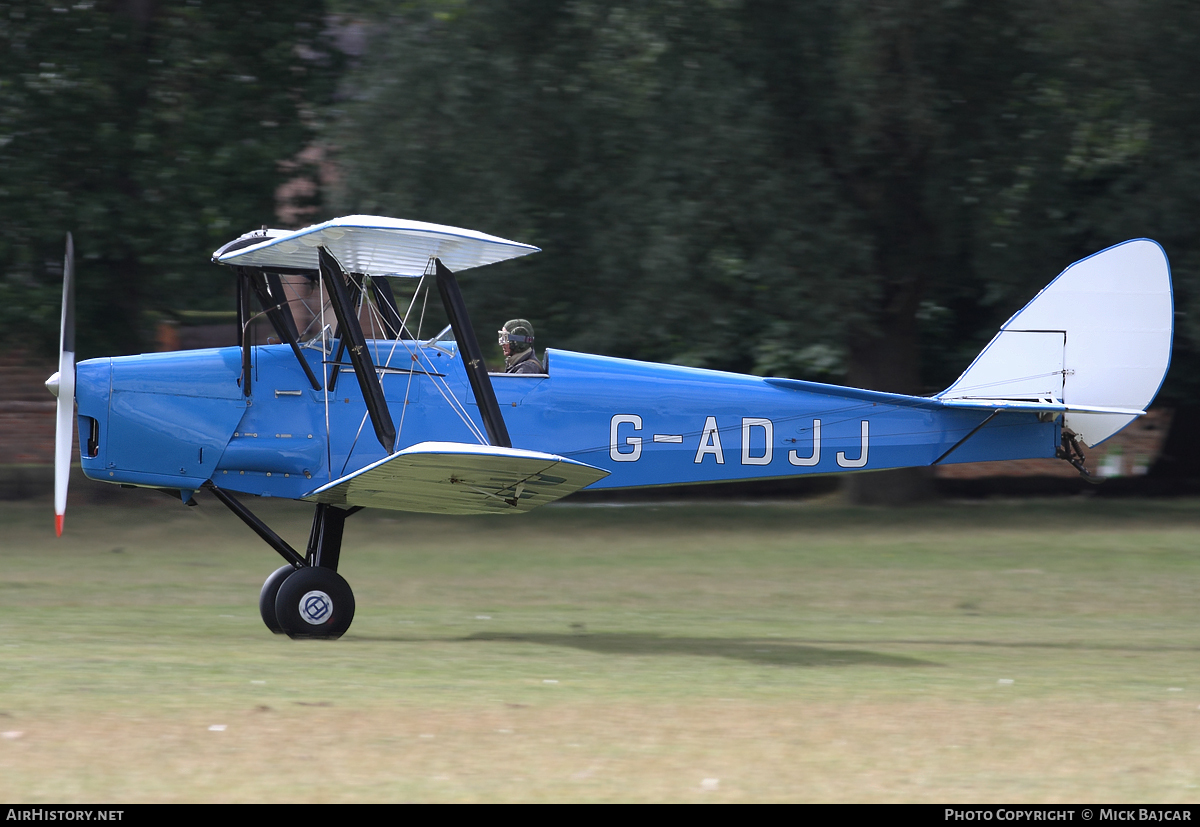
[300,590,333,624]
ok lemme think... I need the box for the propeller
[46,234,75,536]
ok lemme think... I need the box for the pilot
[499,318,543,374]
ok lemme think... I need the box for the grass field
[1,492,1199,802]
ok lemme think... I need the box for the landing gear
[207,485,362,639]
[259,562,356,639]
[275,565,356,639]
[1057,427,1101,483]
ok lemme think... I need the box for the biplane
[45,217,1173,638]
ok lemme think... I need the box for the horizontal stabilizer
[765,376,1146,417]
[303,442,608,514]
[935,399,1145,416]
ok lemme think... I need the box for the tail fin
[938,239,1172,447]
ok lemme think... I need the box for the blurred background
[3,0,1200,502]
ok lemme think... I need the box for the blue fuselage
[74,341,1059,501]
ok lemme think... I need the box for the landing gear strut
[207,485,361,639]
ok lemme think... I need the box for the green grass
[0,493,1199,801]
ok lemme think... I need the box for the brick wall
[0,350,61,465]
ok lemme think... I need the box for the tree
[0,0,340,358]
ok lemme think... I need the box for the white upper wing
[214,215,540,276]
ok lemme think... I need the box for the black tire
[275,566,355,640]
[259,565,297,634]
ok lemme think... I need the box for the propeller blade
[53,233,75,536]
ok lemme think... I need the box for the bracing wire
[943,370,1066,394]
[391,276,429,450]
[332,265,489,476]
[397,266,488,445]
[373,260,489,446]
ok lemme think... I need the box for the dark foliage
[0,0,340,357]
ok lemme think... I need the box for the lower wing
[303,441,609,514]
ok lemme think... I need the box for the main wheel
[259,565,297,634]
[275,566,355,640]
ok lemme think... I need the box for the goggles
[498,329,534,347]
